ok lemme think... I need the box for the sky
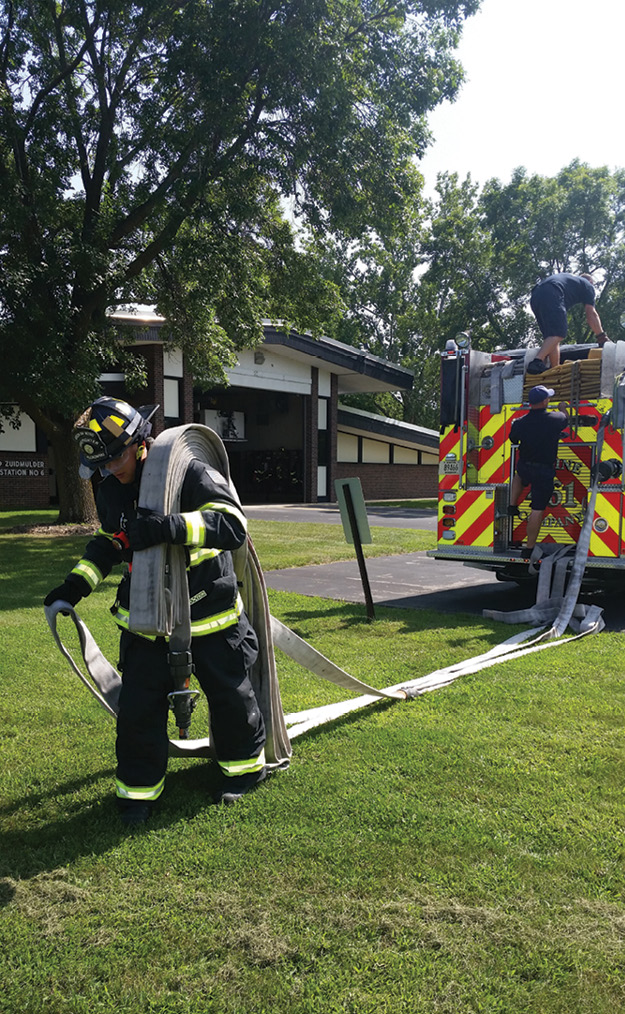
[418,0,625,195]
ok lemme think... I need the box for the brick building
[0,314,438,509]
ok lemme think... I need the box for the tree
[481,161,625,341]
[0,0,479,520]
[321,162,625,431]
[309,201,427,421]
[317,172,507,428]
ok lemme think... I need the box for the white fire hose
[45,422,605,758]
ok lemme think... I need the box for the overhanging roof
[337,405,438,451]
[108,312,414,395]
[262,325,414,394]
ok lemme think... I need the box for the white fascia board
[226,350,312,395]
[337,423,435,453]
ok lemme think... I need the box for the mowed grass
[248,519,432,568]
[367,498,437,509]
[1,511,624,1013]
[0,508,433,575]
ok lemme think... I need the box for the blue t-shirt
[509,408,569,466]
[535,273,595,309]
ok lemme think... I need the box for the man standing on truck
[527,272,609,375]
[508,385,569,553]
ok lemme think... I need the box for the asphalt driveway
[246,502,621,629]
[245,502,436,530]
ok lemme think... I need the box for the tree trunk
[49,421,99,524]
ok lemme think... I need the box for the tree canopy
[0,0,478,518]
[321,160,625,429]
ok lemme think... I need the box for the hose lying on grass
[44,422,605,756]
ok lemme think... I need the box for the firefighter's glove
[44,580,84,615]
[127,509,187,551]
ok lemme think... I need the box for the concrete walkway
[246,502,621,628]
[263,550,538,617]
[245,502,531,617]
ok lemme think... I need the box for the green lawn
[1,513,624,1013]
[366,498,437,510]
[0,509,434,572]
[248,519,432,568]
[0,507,59,531]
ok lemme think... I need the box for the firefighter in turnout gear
[44,398,266,827]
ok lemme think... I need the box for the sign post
[334,477,375,621]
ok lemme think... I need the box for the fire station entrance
[196,386,306,504]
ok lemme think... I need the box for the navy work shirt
[532,273,595,310]
[509,407,569,467]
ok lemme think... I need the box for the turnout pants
[115,614,265,802]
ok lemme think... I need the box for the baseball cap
[528,385,555,404]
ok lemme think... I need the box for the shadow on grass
[0,768,116,819]
[0,510,59,532]
[289,696,401,740]
[0,760,231,886]
[277,598,526,647]
[0,695,411,888]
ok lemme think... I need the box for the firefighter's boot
[213,768,267,806]
[117,799,153,828]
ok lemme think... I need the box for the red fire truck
[428,336,625,586]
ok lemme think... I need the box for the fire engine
[428,335,625,587]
